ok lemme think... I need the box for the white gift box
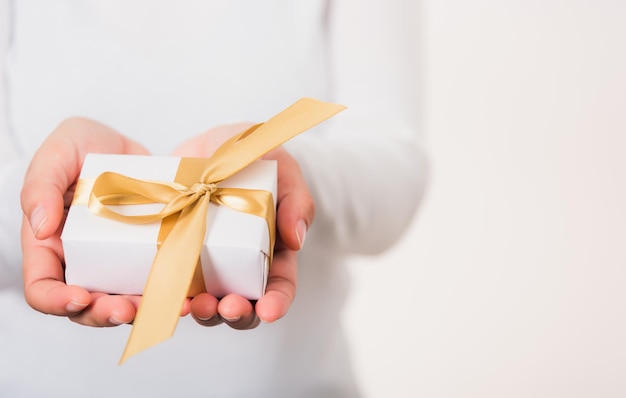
[62,154,276,300]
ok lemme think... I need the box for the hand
[172,124,314,330]
[19,117,188,327]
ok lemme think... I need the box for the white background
[343,1,626,397]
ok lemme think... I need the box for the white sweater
[0,1,425,397]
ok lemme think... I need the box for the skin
[20,117,313,330]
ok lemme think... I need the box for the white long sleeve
[286,0,425,255]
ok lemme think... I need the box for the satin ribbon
[83,98,345,363]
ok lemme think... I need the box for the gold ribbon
[83,98,346,364]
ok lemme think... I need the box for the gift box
[62,154,277,300]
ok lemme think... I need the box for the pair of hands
[20,117,314,330]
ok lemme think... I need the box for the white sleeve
[0,0,29,289]
[285,0,427,255]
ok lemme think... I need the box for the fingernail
[65,301,88,313]
[295,219,307,249]
[221,315,241,323]
[30,205,48,238]
[195,315,214,322]
[109,314,126,325]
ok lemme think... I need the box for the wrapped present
[63,155,277,300]
[60,97,346,364]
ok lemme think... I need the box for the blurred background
[342,1,626,397]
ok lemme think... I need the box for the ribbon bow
[86,98,345,363]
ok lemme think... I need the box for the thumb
[269,148,315,251]
[20,117,149,239]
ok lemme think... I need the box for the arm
[284,0,426,255]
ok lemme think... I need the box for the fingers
[68,294,140,327]
[69,296,188,327]
[21,216,143,326]
[191,247,298,329]
[190,293,222,326]
[217,295,260,329]
[21,117,149,240]
[265,147,315,251]
[190,293,260,330]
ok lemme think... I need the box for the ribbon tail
[201,98,346,182]
[119,195,211,364]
